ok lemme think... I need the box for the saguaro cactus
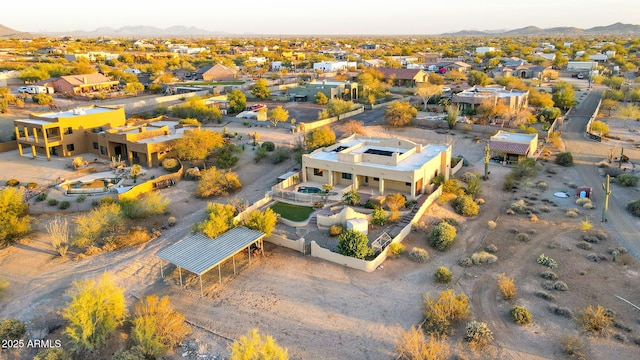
[602,174,611,222]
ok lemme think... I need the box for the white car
[17,86,36,94]
[442,87,451,92]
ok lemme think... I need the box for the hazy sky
[4,0,639,35]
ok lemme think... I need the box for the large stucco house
[302,136,451,200]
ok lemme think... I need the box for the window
[64,127,73,135]
[373,177,379,182]
[342,173,352,180]
[100,146,106,155]
[92,142,99,150]
[405,182,412,186]
[313,168,323,176]
[66,144,75,152]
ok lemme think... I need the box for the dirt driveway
[1,122,640,359]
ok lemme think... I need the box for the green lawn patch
[270,202,314,222]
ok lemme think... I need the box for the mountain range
[444,22,640,36]
[2,23,640,38]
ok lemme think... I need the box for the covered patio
[156,226,266,297]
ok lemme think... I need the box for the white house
[123,68,141,75]
[567,61,597,72]
[313,61,357,72]
[476,47,496,55]
[589,54,608,62]
[302,135,451,200]
[271,61,283,71]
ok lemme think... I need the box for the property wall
[0,141,17,153]
[233,195,273,223]
[316,206,369,228]
[265,234,306,253]
[117,162,183,200]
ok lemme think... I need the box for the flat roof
[156,226,265,276]
[39,107,116,119]
[136,127,188,144]
[309,140,447,171]
[491,131,537,143]
[14,119,52,126]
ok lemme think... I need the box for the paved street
[564,89,640,258]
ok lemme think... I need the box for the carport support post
[160,260,164,278]
[218,264,222,284]
[178,266,183,287]
[199,275,203,297]
[232,255,236,274]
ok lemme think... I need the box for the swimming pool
[297,186,323,194]
[60,178,123,195]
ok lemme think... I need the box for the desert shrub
[26,182,37,189]
[511,305,532,325]
[537,253,558,268]
[487,220,497,229]
[485,244,498,253]
[73,203,123,248]
[161,158,179,172]
[497,273,517,300]
[460,172,478,183]
[464,321,493,350]
[458,257,473,267]
[615,174,639,187]
[84,245,102,256]
[580,219,592,231]
[536,290,556,301]
[119,192,169,219]
[560,335,587,360]
[422,289,470,335]
[409,247,430,263]
[229,328,288,360]
[577,305,613,335]
[195,167,241,197]
[372,206,387,225]
[442,179,463,194]
[329,224,344,237]
[590,120,609,135]
[471,251,497,265]
[395,327,450,360]
[583,202,595,209]
[131,295,191,357]
[515,233,530,242]
[540,270,558,280]
[614,333,627,343]
[271,147,290,164]
[48,199,59,206]
[575,198,591,206]
[550,305,574,318]
[76,194,86,203]
[184,167,201,180]
[5,179,19,187]
[261,141,275,151]
[435,266,452,283]
[576,241,592,250]
[586,253,608,262]
[441,217,459,227]
[627,200,640,217]
[555,152,574,167]
[58,201,70,210]
[388,243,405,257]
[529,214,539,222]
[452,195,478,217]
[0,319,26,340]
[35,192,47,201]
[554,281,569,291]
[536,181,549,190]
[428,222,457,251]
[337,230,373,259]
[509,199,531,214]
[566,209,580,217]
[113,227,152,248]
[33,348,72,360]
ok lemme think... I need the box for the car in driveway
[17,86,36,94]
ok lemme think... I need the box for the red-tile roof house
[49,73,119,95]
[376,67,428,87]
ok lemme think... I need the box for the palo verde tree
[131,295,191,357]
[227,89,247,114]
[196,203,236,238]
[251,78,271,100]
[195,167,242,198]
[305,126,336,150]
[229,328,289,360]
[552,81,577,110]
[385,101,417,127]
[242,208,278,237]
[415,83,443,110]
[173,129,224,162]
[63,273,127,352]
[0,187,32,246]
[268,105,289,128]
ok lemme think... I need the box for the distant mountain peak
[443,22,640,36]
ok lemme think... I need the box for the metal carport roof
[157,226,265,275]
[157,226,266,296]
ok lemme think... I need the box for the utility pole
[602,174,611,223]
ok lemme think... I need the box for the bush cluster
[465,321,493,350]
[555,152,574,167]
[387,243,405,257]
[0,319,26,341]
[511,305,532,325]
[409,247,430,263]
[452,195,479,217]
[537,253,558,268]
[434,266,452,283]
[428,222,457,251]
